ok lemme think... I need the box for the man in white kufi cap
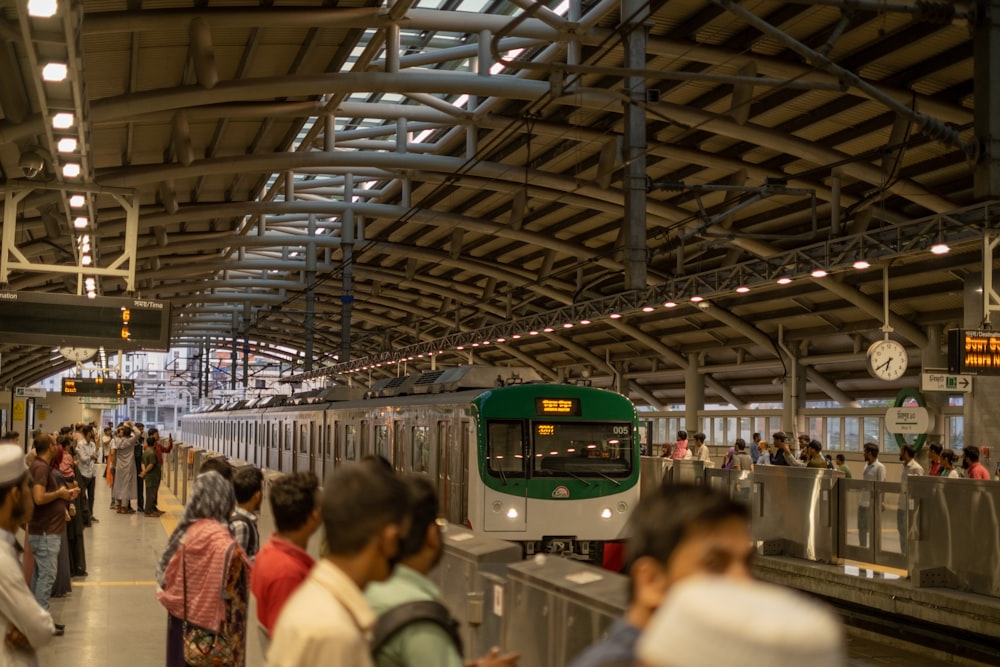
[637,577,845,667]
[0,444,55,666]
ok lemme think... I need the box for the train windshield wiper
[497,463,508,486]
[562,469,591,486]
[592,469,620,486]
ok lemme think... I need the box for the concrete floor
[28,472,990,667]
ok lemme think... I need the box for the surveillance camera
[19,151,44,178]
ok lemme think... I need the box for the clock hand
[876,358,893,372]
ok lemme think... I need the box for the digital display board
[62,378,135,398]
[0,292,170,350]
[534,397,581,416]
[536,424,556,436]
[948,329,1000,375]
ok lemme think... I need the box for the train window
[486,421,525,477]
[412,426,429,473]
[325,424,332,458]
[299,423,308,454]
[284,423,292,451]
[361,421,370,458]
[345,424,356,460]
[375,425,389,460]
[532,421,633,478]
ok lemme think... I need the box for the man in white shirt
[897,444,924,551]
[267,461,410,667]
[858,443,886,548]
[0,445,56,666]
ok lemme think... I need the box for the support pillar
[975,0,1000,199]
[341,175,355,364]
[921,324,947,452]
[231,312,238,391]
[304,214,317,372]
[685,352,705,434]
[621,0,648,290]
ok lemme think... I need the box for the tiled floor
[36,477,177,667]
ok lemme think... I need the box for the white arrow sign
[14,387,46,398]
[921,372,973,393]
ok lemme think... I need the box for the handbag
[181,546,235,667]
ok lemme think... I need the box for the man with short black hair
[366,476,519,667]
[199,456,234,481]
[26,434,78,626]
[267,461,410,667]
[568,484,752,667]
[897,444,924,549]
[0,444,56,665]
[230,467,264,561]
[770,431,801,466]
[858,443,884,548]
[251,472,322,640]
[805,440,827,469]
[962,446,990,480]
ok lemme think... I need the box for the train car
[182,366,639,561]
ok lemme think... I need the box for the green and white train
[182,366,639,562]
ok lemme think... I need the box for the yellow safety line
[73,581,157,587]
[158,483,183,535]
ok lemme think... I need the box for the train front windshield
[486,420,634,478]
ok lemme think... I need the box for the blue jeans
[28,533,61,611]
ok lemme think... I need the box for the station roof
[0,0,987,407]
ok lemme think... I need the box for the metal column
[975,0,1000,198]
[621,0,648,290]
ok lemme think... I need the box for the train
[181,365,639,561]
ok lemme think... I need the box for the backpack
[371,600,463,658]
[228,513,259,558]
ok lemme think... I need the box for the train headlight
[617,501,629,513]
[506,507,519,519]
[600,507,613,519]
[492,501,502,513]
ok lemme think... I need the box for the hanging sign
[948,329,1000,375]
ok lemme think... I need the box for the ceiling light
[736,286,750,294]
[642,306,654,312]
[777,277,792,285]
[456,345,464,350]
[853,259,871,270]
[496,337,506,343]
[579,319,590,325]
[543,327,554,333]
[28,0,57,17]
[609,313,622,319]
[62,163,80,178]
[86,291,96,300]
[73,216,87,229]
[690,295,704,303]
[930,242,950,255]
[81,254,92,266]
[529,330,539,336]
[663,301,677,308]
[562,323,573,328]
[69,194,85,207]
[810,269,828,278]
[42,62,68,82]
[57,137,77,153]
[482,340,490,345]
[81,241,90,253]
[511,334,521,339]
[52,112,74,129]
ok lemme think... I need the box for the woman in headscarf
[156,471,249,667]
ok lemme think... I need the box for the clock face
[867,340,908,381]
[58,346,98,362]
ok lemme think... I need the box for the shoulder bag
[181,545,235,667]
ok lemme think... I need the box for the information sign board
[921,372,973,393]
[948,329,1000,375]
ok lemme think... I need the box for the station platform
[30,474,994,667]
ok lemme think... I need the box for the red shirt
[967,461,990,480]
[250,536,315,634]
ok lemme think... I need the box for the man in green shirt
[138,437,161,517]
[835,454,852,478]
[365,476,519,667]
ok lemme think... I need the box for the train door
[412,426,429,474]
[281,420,294,472]
[436,421,450,518]
[360,421,370,458]
[322,421,333,478]
[295,419,314,474]
[344,423,357,462]
[393,421,406,472]
[451,420,472,525]
[374,425,389,464]
[269,421,280,471]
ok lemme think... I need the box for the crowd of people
[24,420,1000,665]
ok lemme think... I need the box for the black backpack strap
[371,600,463,658]
[229,513,258,556]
